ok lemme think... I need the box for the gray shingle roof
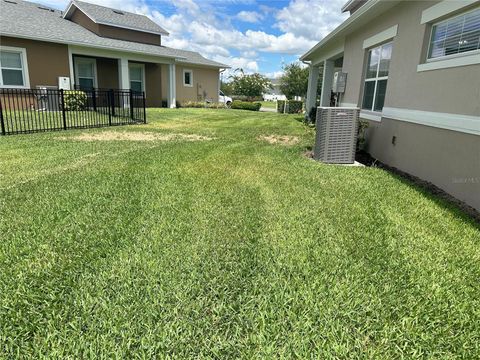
[0,0,228,68]
[65,0,169,35]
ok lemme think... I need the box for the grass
[0,108,479,358]
[260,101,277,109]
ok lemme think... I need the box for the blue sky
[42,0,348,78]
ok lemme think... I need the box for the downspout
[219,68,226,104]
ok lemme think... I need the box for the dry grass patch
[257,134,300,145]
[62,131,213,142]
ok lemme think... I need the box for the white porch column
[320,59,335,107]
[118,58,130,90]
[305,64,320,121]
[167,63,176,108]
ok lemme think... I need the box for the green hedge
[276,100,304,114]
[231,95,263,102]
[231,100,261,111]
[64,91,87,111]
[180,101,226,109]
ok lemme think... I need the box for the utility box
[332,72,347,93]
[314,107,359,164]
[58,77,71,90]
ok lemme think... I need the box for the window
[362,43,392,112]
[0,47,29,88]
[75,57,97,90]
[428,7,480,59]
[183,69,193,87]
[129,63,144,93]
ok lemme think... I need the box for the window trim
[128,62,145,94]
[74,57,98,89]
[361,42,392,113]
[426,6,480,61]
[0,46,30,89]
[183,69,193,87]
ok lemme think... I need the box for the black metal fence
[0,88,146,135]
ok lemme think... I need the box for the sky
[41,0,349,79]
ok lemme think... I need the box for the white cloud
[236,11,263,23]
[275,0,348,41]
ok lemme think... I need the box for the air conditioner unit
[332,72,347,93]
[314,107,359,164]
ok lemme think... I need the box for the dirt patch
[62,131,213,142]
[257,135,300,145]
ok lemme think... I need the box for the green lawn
[1,108,479,358]
[260,100,277,109]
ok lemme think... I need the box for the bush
[161,100,182,108]
[288,100,304,114]
[181,101,225,109]
[64,91,87,111]
[277,100,304,114]
[231,101,261,111]
[231,95,263,102]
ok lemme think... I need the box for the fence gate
[0,88,146,135]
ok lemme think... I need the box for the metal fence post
[107,89,112,126]
[92,88,97,112]
[143,91,147,124]
[110,89,115,119]
[130,90,134,120]
[0,94,5,135]
[60,89,67,130]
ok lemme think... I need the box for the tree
[220,81,234,95]
[279,62,322,100]
[229,69,272,99]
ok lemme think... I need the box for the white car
[219,91,232,107]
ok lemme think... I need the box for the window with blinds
[428,7,480,59]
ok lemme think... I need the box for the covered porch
[304,45,345,122]
[69,46,177,108]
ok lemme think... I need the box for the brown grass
[62,131,213,142]
[257,134,300,145]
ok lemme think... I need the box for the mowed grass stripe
[0,108,479,358]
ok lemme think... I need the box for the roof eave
[300,0,400,61]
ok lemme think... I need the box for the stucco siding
[0,36,70,87]
[365,117,480,210]
[175,65,219,103]
[342,0,480,116]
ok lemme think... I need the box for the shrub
[231,100,261,111]
[277,100,304,114]
[181,101,225,109]
[231,95,263,102]
[288,100,304,114]
[64,91,87,111]
[161,100,182,108]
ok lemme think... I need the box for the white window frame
[183,69,193,87]
[0,46,30,89]
[362,42,392,113]
[426,6,480,62]
[74,57,97,89]
[128,63,145,93]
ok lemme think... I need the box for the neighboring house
[263,79,287,101]
[302,0,480,211]
[0,0,229,107]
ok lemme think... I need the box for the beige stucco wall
[175,65,219,104]
[365,117,480,210]
[342,0,480,116]
[0,36,70,87]
[337,1,480,210]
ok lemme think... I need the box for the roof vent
[4,0,17,4]
[113,10,124,15]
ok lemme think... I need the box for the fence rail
[0,88,146,135]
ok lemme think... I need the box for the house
[301,0,480,211]
[263,79,287,101]
[0,0,229,108]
